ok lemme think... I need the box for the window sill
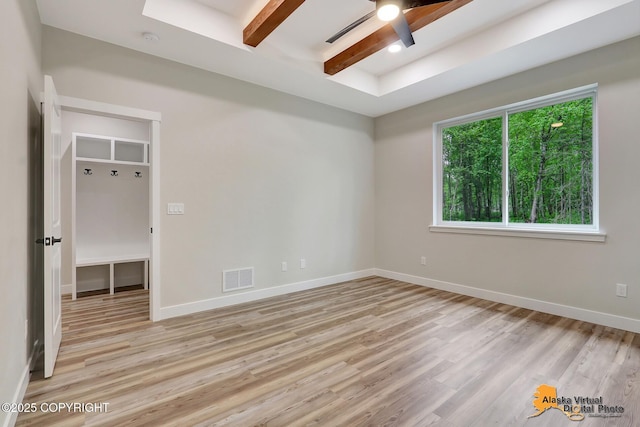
[429,225,606,242]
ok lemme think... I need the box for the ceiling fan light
[377,3,401,22]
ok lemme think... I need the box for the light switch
[167,203,185,215]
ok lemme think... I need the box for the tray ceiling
[36,0,640,117]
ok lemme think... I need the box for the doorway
[65,113,150,299]
[38,81,161,378]
[28,92,44,372]
[57,97,161,322]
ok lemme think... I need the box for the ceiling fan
[326,0,448,47]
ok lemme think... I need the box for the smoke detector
[142,32,160,42]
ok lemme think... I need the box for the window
[433,85,601,239]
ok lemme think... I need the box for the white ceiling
[36,0,640,117]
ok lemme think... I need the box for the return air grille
[223,267,254,292]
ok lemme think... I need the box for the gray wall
[0,0,42,420]
[42,26,375,309]
[375,36,640,321]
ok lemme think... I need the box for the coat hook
[134,171,142,178]
[111,170,118,177]
[84,168,92,175]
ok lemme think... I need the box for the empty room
[2,0,639,426]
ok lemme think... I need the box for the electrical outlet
[420,256,427,266]
[300,258,306,269]
[281,261,288,272]
[616,283,628,298]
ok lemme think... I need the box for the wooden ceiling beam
[324,0,473,76]
[243,0,306,47]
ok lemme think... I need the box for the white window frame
[431,84,605,242]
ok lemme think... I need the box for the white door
[43,75,63,378]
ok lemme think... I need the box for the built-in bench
[76,254,149,295]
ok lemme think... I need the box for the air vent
[223,267,254,292]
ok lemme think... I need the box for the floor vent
[223,267,254,292]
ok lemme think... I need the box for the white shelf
[74,132,149,165]
[76,157,149,166]
[76,135,111,160]
[76,254,150,267]
[115,140,146,163]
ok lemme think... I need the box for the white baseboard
[160,269,376,320]
[2,358,31,427]
[62,273,143,295]
[375,269,640,334]
[75,279,110,293]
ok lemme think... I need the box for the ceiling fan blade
[405,0,449,8]
[391,12,415,47]
[327,0,445,45]
[326,10,377,43]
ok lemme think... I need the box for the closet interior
[63,112,150,299]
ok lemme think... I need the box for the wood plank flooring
[17,277,640,426]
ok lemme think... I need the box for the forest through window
[437,86,597,230]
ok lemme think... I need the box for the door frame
[59,95,162,321]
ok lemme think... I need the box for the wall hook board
[135,171,142,178]
[111,170,118,177]
[84,168,93,175]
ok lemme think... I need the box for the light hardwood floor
[17,277,639,426]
